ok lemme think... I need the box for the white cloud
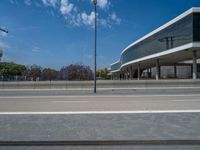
[42,0,58,7]
[81,11,95,26]
[91,0,109,9]
[60,0,74,15]
[110,12,121,24]
[32,46,41,52]
[0,32,8,37]
[97,0,109,9]
[0,41,10,49]
[19,0,121,28]
[98,12,121,28]
[9,0,15,4]
[99,18,109,27]
[59,0,81,26]
[24,0,32,6]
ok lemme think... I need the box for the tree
[0,62,27,80]
[59,64,93,80]
[42,68,58,81]
[28,65,42,81]
[97,68,109,79]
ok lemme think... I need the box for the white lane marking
[125,99,200,102]
[0,110,200,115]
[52,101,88,103]
[0,94,200,99]
[172,99,200,102]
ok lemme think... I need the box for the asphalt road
[0,88,200,112]
[1,88,200,149]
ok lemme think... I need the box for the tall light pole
[0,28,8,34]
[0,27,8,62]
[0,48,3,62]
[93,0,97,93]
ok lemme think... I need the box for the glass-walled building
[110,8,200,80]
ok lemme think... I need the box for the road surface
[1,88,200,150]
[0,88,200,112]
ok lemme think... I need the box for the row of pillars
[112,50,198,80]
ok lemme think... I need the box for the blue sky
[0,0,200,70]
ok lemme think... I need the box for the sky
[0,0,200,70]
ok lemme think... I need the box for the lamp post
[0,48,2,62]
[93,0,97,93]
[0,28,8,62]
[0,28,8,34]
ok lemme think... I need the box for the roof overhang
[121,7,200,55]
[110,42,200,73]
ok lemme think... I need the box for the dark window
[111,61,121,71]
[193,13,200,41]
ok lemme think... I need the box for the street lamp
[93,0,97,93]
[0,48,3,62]
[0,28,8,34]
[0,27,8,62]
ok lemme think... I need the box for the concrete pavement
[0,113,200,150]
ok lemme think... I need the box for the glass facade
[111,12,200,72]
[193,13,200,41]
[111,62,121,71]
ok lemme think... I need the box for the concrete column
[174,65,177,78]
[127,68,129,80]
[131,67,133,80]
[137,64,140,80]
[193,51,197,80]
[128,68,130,80]
[127,69,129,80]
[129,67,132,80]
[156,59,160,80]
[149,68,152,78]
[147,68,150,78]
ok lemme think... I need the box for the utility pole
[0,48,2,62]
[93,0,97,93]
[0,27,8,62]
[0,28,8,34]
